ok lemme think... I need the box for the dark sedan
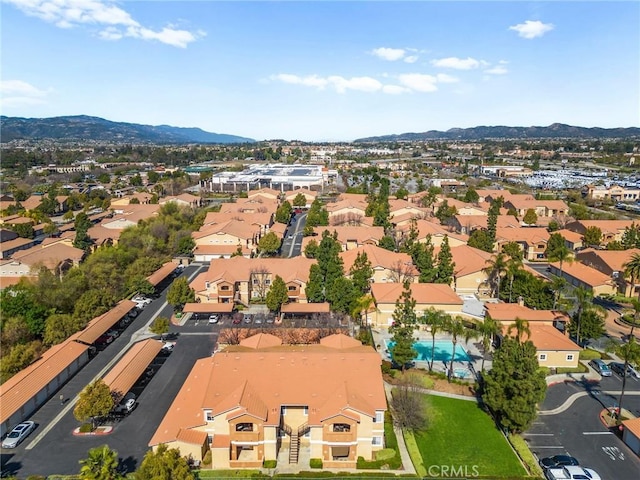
[539,454,579,470]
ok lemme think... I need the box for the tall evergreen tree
[305,230,344,304]
[482,336,546,433]
[413,237,437,283]
[349,252,373,295]
[435,235,455,285]
[486,195,503,249]
[389,281,417,370]
[266,275,288,313]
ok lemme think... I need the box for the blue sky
[1,1,639,141]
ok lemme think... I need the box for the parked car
[544,466,600,480]
[161,342,175,353]
[2,421,36,448]
[132,295,151,305]
[208,314,219,324]
[232,316,242,325]
[106,329,119,339]
[589,359,612,377]
[113,393,137,415]
[609,361,639,378]
[539,455,579,470]
[243,315,253,324]
[95,334,114,345]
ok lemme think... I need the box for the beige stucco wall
[454,272,487,294]
[537,350,580,369]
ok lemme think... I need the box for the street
[280,211,307,257]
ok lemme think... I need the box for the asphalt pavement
[280,212,307,257]
[0,263,215,478]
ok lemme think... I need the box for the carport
[281,302,330,320]
[75,299,136,345]
[147,261,179,287]
[102,339,163,400]
[622,417,640,455]
[183,303,235,315]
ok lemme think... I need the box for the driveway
[280,212,307,258]
[525,374,640,480]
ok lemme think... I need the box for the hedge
[309,458,323,469]
[507,433,543,478]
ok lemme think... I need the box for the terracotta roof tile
[340,245,417,273]
[371,282,462,305]
[75,300,136,344]
[103,340,163,399]
[146,262,178,286]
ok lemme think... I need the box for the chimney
[518,296,524,306]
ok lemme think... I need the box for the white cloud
[435,73,459,83]
[431,56,481,70]
[404,55,419,64]
[484,65,508,75]
[509,20,554,39]
[382,85,411,95]
[398,74,438,92]
[0,79,51,107]
[327,76,382,94]
[371,47,406,61]
[271,74,329,89]
[5,0,202,48]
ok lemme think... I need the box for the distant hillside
[354,123,640,142]
[0,115,255,144]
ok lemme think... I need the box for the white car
[132,295,151,305]
[545,466,601,480]
[208,314,219,324]
[2,421,36,448]
[161,342,175,353]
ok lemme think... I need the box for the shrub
[381,360,393,375]
[507,433,543,477]
[202,450,212,467]
[579,349,602,360]
[263,459,277,469]
[79,423,93,433]
[150,316,170,334]
[309,458,323,469]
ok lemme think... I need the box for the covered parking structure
[102,339,164,402]
[74,300,136,345]
[147,261,179,290]
[281,302,330,320]
[183,302,234,318]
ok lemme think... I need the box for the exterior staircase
[289,431,299,464]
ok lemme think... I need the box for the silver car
[2,421,36,448]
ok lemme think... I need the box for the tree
[135,444,195,480]
[420,308,449,372]
[150,316,170,335]
[622,223,640,249]
[549,276,568,311]
[73,212,93,250]
[350,294,374,327]
[389,282,417,371]
[78,445,123,480]
[391,378,428,431]
[463,187,479,204]
[435,235,455,285]
[482,336,546,433]
[607,336,640,425]
[467,228,494,253]
[623,253,640,299]
[378,235,397,252]
[545,232,573,277]
[266,275,288,313]
[486,196,503,248]
[166,277,195,312]
[483,252,508,299]
[582,226,603,248]
[413,238,437,283]
[444,316,477,381]
[43,222,59,238]
[435,200,457,225]
[508,270,555,310]
[258,232,281,256]
[507,317,531,344]
[306,199,329,227]
[44,313,84,346]
[394,186,409,200]
[275,200,293,224]
[304,239,319,258]
[327,276,358,314]
[11,222,34,239]
[305,230,345,306]
[74,380,114,430]
[349,252,373,295]
[292,193,307,207]
[477,316,501,372]
[522,208,538,226]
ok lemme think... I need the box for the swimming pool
[386,340,471,363]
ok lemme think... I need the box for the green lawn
[413,395,527,479]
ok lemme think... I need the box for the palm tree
[477,316,501,372]
[610,337,640,424]
[445,316,478,382]
[79,444,122,480]
[507,317,531,344]
[420,308,449,372]
[572,286,604,347]
[350,294,374,327]
[548,242,573,279]
[505,256,523,304]
[550,276,568,311]
[623,252,640,300]
[483,252,509,300]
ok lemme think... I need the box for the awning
[102,339,163,399]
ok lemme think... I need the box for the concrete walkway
[382,383,417,476]
[539,390,640,415]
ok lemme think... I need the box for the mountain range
[354,123,640,142]
[0,115,255,144]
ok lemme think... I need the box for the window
[205,281,210,289]
[236,423,253,432]
[265,279,271,285]
[253,279,259,285]
[566,354,574,361]
[220,285,230,291]
[539,353,547,361]
[304,406,308,416]
[205,411,214,421]
[374,411,384,423]
[288,286,297,291]
[333,423,351,433]
[372,437,382,446]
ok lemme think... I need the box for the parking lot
[525,373,640,480]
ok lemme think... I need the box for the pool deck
[372,327,491,380]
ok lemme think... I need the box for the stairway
[289,431,299,464]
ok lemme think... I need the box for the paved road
[0,264,213,478]
[525,373,640,480]
[280,212,307,258]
